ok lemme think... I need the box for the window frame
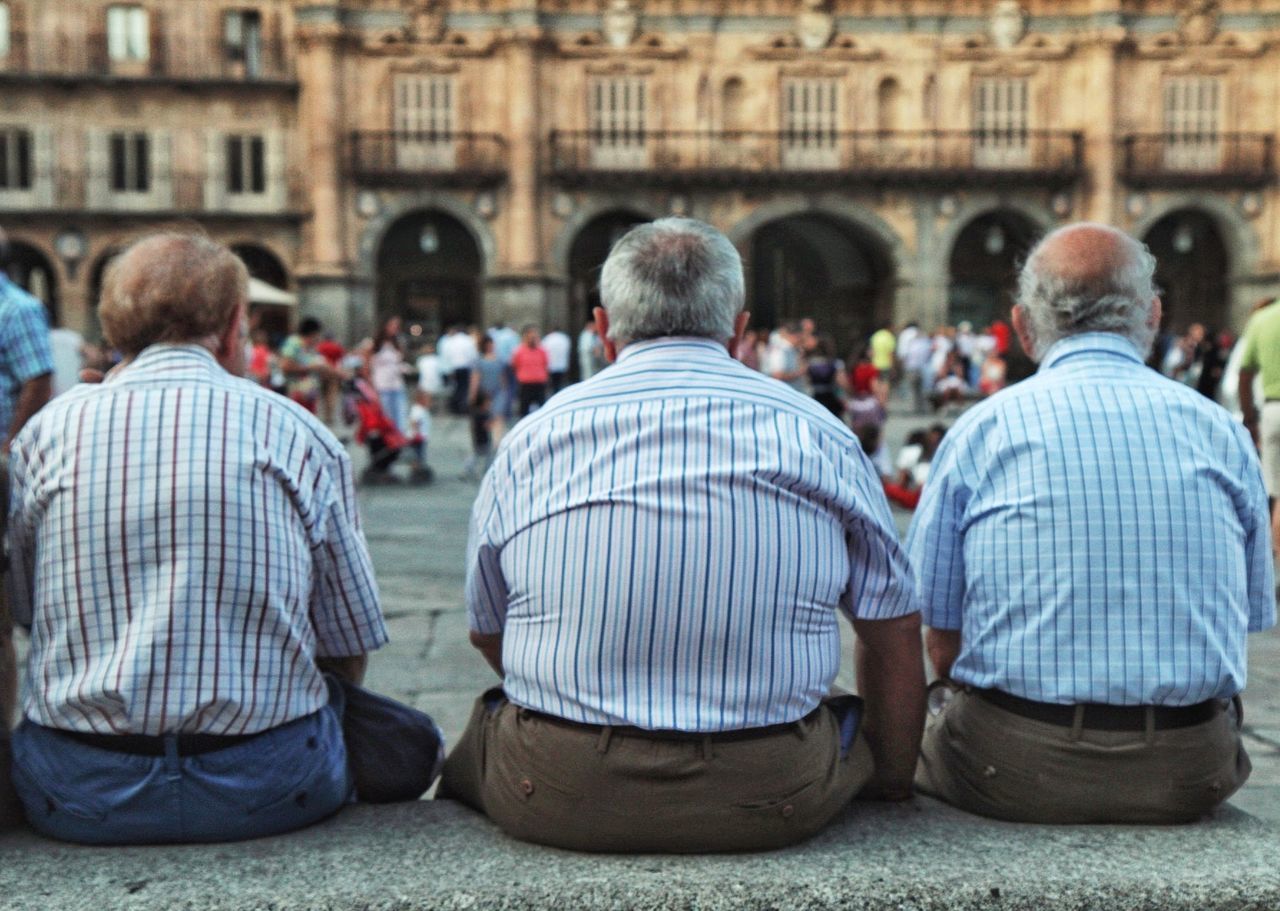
[108,131,151,194]
[106,5,150,63]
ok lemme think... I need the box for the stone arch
[6,238,59,323]
[355,192,497,282]
[934,196,1056,270]
[548,196,664,284]
[1129,193,1259,284]
[373,208,485,337]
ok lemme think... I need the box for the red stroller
[348,377,407,485]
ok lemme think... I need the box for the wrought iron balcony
[548,130,1084,188]
[0,31,295,86]
[1118,134,1274,188]
[349,132,509,188]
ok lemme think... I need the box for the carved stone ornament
[797,0,835,52]
[407,0,446,44]
[1178,0,1219,45]
[602,0,638,50]
[989,0,1026,51]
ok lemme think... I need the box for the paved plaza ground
[355,404,1280,824]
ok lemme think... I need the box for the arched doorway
[376,210,483,340]
[232,243,293,343]
[567,209,648,331]
[748,213,894,359]
[88,248,123,342]
[8,241,58,324]
[947,209,1040,330]
[1142,209,1229,334]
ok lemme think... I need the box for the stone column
[1080,16,1125,224]
[504,28,542,273]
[296,20,346,272]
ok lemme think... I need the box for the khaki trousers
[438,689,874,853]
[915,687,1251,824]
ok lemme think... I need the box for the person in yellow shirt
[869,324,896,382]
[1237,297,1280,557]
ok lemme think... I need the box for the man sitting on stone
[6,233,443,845]
[907,223,1275,824]
[440,217,925,852]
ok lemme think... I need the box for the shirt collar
[615,337,732,365]
[107,343,224,384]
[1039,332,1144,372]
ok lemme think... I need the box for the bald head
[99,233,248,357]
[1015,222,1159,360]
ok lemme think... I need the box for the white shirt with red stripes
[6,344,387,736]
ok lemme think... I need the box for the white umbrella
[248,277,296,306]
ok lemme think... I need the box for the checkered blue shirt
[906,332,1276,706]
[0,273,53,438]
[466,337,918,732]
[6,345,387,735]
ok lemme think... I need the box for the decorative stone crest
[1178,0,1219,45]
[602,0,638,50]
[989,0,1026,51]
[797,0,835,52]
[407,0,446,44]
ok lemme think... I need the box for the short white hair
[599,217,744,344]
[1016,223,1159,360]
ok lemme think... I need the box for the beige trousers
[915,686,1251,824]
[438,689,874,853]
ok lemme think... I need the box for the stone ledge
[0,798,1276,911]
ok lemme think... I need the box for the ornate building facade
[3,0,1278,354]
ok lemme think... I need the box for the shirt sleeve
[904,429,973,631]
[1238,322,1261,372]
[4,434,37,629]
[3,300,54,388]
[1232,423,1277,633]
[309,449,388,656]
[464,461,509,635]
[837,447,919,622]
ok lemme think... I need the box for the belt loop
[1069,705,1084,742]
[596,725,613,754]
[699,735,715,762]
[1144,707,1156,745]
[163,735,182,779]
[1232,695,1244,730]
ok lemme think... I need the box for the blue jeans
[12,702,351,845]
[378,387,407,433]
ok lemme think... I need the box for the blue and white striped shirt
[906,332,1275,706]
[465,337,917,731]
[0,273,53,437]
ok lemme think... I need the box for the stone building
[3,0,1278,357]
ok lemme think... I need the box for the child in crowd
[416,341,442,412]
[462,389,494,481]
[406,388,434,484]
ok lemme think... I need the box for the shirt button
[781,804,795,818]
[520,778,534,796]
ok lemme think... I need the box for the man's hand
[470,630,504,677]
[317,653,369,685]
[925,627,962,680]
[853,611,926,801]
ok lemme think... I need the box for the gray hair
[599,217,744,344]
[1016,224,1159,360]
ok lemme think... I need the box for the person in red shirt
[988,319,1011,357]
[510,325,550,418]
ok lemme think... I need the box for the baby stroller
[345,377,409,486]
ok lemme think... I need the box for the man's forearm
[5,374,51,450]
[854,613,927,799]
[317,653,369,685]
[470,630,504,677]
[925,627,962,680]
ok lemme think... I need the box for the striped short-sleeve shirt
[906,332,1275,706]
[465,337,918,732]
[0,274,54,436]
[6,344,387,736]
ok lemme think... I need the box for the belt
[975,689,1220,732]
[521,707,809,743]
[56,728,260,757]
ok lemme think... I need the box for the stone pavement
[357,406,1280,823]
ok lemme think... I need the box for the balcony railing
[0,31,295,85]
[1119,133,1274,188]
[0,169,306,217]
[548,130,1084,188]
[349,132,509,187]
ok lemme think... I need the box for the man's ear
[594,306,619,364]
[1148,296,1163,330]
[729,311,751,357]
[217,302,248,375]
[1011,305,1037,361]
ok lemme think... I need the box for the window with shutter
[0,4,11,59]
[108,131,150,193]
[588,76,648,169]
[224,10,263,78]
[972,77,1030,168]
[226,134,267,195]
[780,77,840,169]
[394,73,457,170]
[0,128,32,189]
[106,6,149,62]
[1163,76,1222,171]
